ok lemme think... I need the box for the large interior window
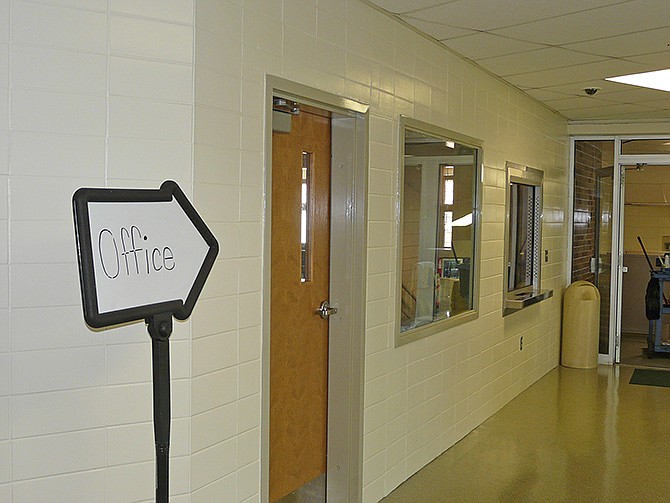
[397,116,482,344]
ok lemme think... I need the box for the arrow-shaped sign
[73,180,219,328]
[73,180,218,503]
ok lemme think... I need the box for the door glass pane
[621,138,670,155]
[572,140,615,354]
[301,151,313,283]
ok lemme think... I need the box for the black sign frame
[73,180,219,329]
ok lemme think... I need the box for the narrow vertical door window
[301,152,313,282]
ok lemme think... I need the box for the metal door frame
[570,136,670,365]
[617,146,670,363]
[262,76,368,502]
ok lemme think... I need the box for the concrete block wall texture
[0,0,570,501]
[2,1,195,502]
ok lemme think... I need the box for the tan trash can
[561,280,600,369]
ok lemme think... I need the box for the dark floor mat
[629,368,670,387]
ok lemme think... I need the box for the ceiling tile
[624,51,670,72]
[405,0,633,32]
[618,109,670,119]
[632,98,670,109]
[365,0,670,121]
[399,16,476,40]
[543,95,613,112]
[506,59,649,89]
[564,26,670,58]
[366,0,454,14]
[602,87,670,102]
[491,0,670,46]
[441,32,545,60]
[478,47,605,77]
[523,88,576,101]
[532,79,632,95]
[564,102,656,120]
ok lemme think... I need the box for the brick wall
[572,141,599,283]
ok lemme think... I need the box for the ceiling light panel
[606,69,670,92]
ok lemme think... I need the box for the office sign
[73,180,219,328]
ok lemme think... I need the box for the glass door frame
[569,135,670,365]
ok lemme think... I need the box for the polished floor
[620,332,670,369]
[381,365,670,502]
[276,474,325,503]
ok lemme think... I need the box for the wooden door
[270,104,331,502]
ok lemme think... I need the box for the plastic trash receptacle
[561,280,600,369]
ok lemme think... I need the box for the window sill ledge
[503,289,553,316]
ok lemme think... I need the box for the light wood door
[270,105,331,502]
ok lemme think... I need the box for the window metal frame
[395,115,483,346]
[503,161,553,316]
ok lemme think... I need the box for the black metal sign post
[147,312,173,503]
[73,181,218,503]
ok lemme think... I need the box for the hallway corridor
[382,365,670,502]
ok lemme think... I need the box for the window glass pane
[444,178,454,205]
[399,122,480,336]
[443,211,453,248]
[621,138,670,155]
[301,152,312,283]
[509,183,536,290]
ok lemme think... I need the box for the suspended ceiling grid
[364,0,670,122]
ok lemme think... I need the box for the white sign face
[88,200,210,314]
[73,181,218,328]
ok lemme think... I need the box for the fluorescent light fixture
[606,68,670,93]
[452,213,472,227]
[445,140,455,149]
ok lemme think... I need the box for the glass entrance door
[573,137,670,365]
[572,139,616,358]
[594,166,614,355]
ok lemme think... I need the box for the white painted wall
[0,0,571,502]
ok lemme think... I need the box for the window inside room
[508,182,540,291]
[397,117,482,344]
[503,162,552,315]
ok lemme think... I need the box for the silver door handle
[316,300,338,319]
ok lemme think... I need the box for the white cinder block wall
[2,0,196,501]
[0,0,569,502]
